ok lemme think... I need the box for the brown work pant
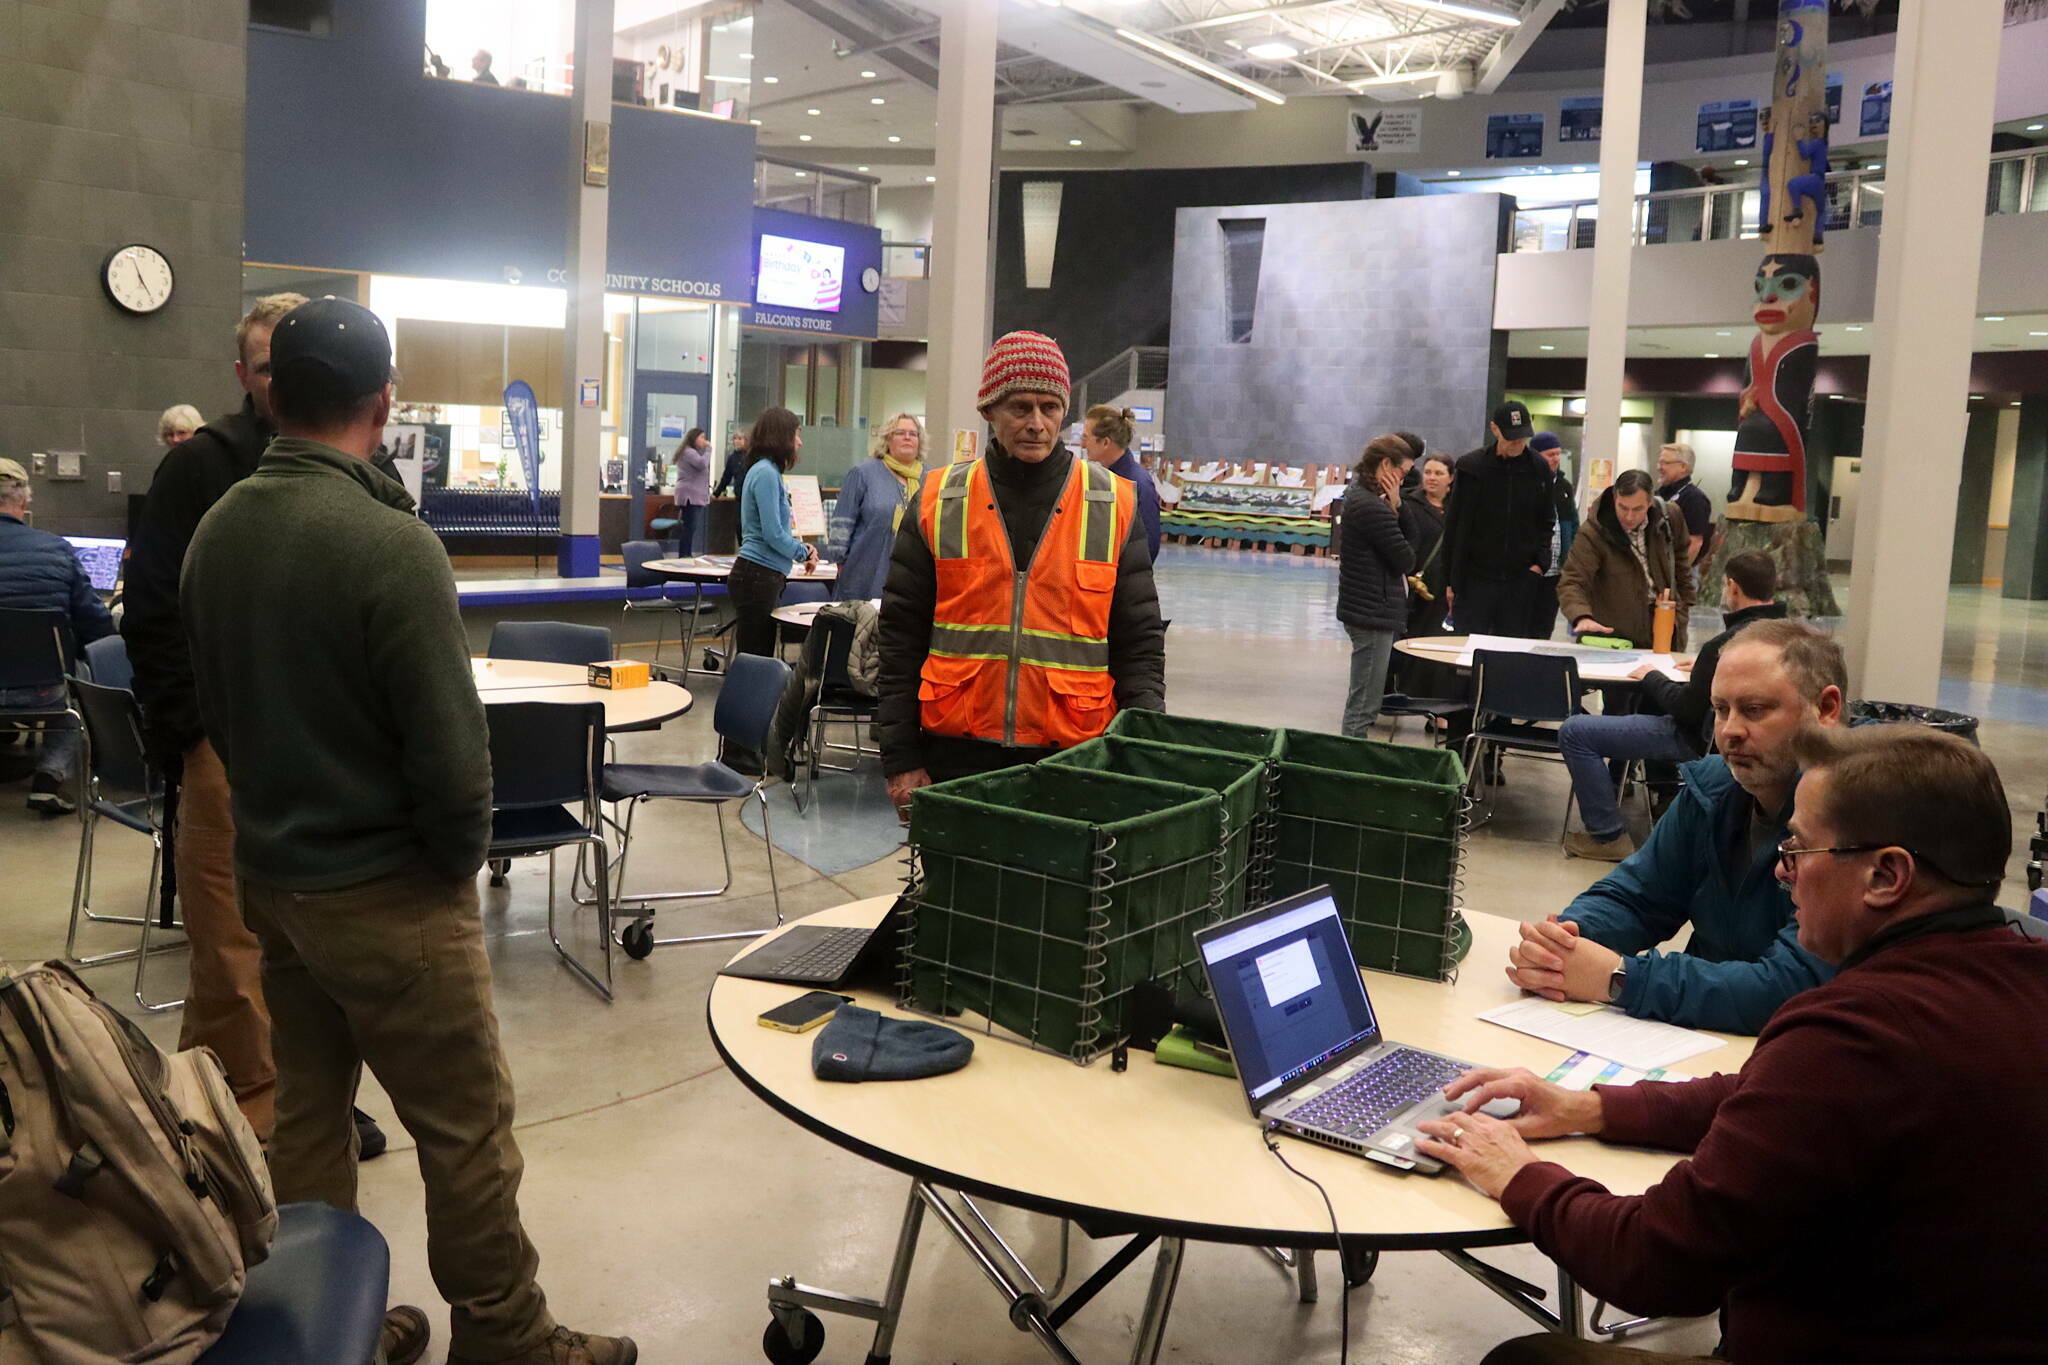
[175,739,276,1140]
[239,864,556,1360]
[1482,1334,1721,1365]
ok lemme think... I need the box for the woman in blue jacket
[828,413,923,601]
[731,406,815,658]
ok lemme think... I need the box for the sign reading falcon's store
[741,208,883,341]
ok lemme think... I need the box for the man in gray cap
[182,298,636,1365]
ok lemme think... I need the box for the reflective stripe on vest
[916,456,1132,747]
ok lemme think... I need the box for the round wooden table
[643,557,839,681]
[470,658,692,729]
[711,897,1754,1362]
[770,597,882,631]
[1394,635,1686,685]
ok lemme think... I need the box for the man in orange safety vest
[876,331,1166,815]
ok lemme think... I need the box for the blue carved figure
[1781,111,1830,243]
[1756,108,1775,226]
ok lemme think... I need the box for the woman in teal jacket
[731,406,815,658]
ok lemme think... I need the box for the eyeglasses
[1775,839,1999,889]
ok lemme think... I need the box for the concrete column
[1579,0,1645,478]
[2002,398,2048,599]
[559,0,613,578]
[925,2,999,465]
[1842,0,2002,700]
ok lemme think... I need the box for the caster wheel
[487,858,510,888]
[762,1310,824,1365]
[621,921,655,960]
[1340,1245,1379,1289]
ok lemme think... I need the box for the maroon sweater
[1503,911,2048,1364]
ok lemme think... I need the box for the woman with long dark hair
[670,426,711,556]
[730,406,815,659]
[1335,434,1416,736]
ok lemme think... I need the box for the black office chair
[794,609,879,811]
[484,701,616,1001]
[599,653,790,959]
[0,606,80,751]
[82,635,134,691]
[775,580,831,659]
[66,677,183,1010]
[1463,649,1583,828]
[619,540,697,680]
[486,620,614,666]
[200,1203,390,1365]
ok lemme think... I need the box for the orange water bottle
[1652,590,1676,655]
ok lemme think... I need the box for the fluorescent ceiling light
[861,70,879,78]
[1715,330,1731,336]
[925,175,936,183]
[798,134,812,142]
[1246,41,1299,60]
[1867,162,1883,170]
[1538,344,1555,350]
[1346,68,1443,89]
[1732,158,1750,166]
[1985,315,2006,322]
[707,75,750,83]
[794,170,808,177]
[871,96,886,104]
[761,75,778,84]
[806,107,821,115]
[1844,325,1864,331]
[2030,123,2046,131]
[857,165,869,171]
[1446,169,1461,176]
[2031,330,2048,336]
[1387,0,1520,26]
[1115,27,1286,105]
[1704,352,1720,358]
[1069,138,1084,146]
[887,135,902,143]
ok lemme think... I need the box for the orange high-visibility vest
[916,455,1135,750]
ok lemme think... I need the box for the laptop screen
[1199,891,1378,1105]
[65,537,124,592]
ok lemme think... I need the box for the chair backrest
[715,653,792,751]
[814,611,858,690]
[83,635,134,691]
[778,581,830,608]
[1470,649,1582,724]
[622,540,665,588]
[70,676,153,799]
[0,607,72,691]
[487,621,615,666]
[486,701,604,810]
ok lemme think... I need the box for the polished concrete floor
[5,546,2045,1364]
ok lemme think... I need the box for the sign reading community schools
[756,234,845,314]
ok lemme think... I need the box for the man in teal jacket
[1504,619,1843,1034]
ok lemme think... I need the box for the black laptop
[718,898,904,990]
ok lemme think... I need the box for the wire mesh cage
[1043,735,1271,921]
[1265,729,1471,981]
[901,764,1225,1065]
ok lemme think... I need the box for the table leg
[1437,1248,1582,1336]
[914,1185,1086,1365]
[763,1179,927,1365]
[1127,1237,1185,1365]
[680,580,705,683]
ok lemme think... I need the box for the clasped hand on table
[1504,915,1621,1005]
[1412,1067,1606,1199]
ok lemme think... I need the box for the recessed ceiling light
[749,118,762,126]
[1447,169,1461,176]
[1715,331,1731,336]
[871,96,885,104]
[2031,330,2048,337]
[857,165,869,172]
[1538,344,1555,351]
[761,75,778,84]
[1971,394,1985,400]
[887,135,902,143]
[1985,316,2006,322]
[1733,158,1750,166]
[738,52,752,60]
[1867,163,1882,170]
[925,175,936,183]
[861,70,878,79]
[794,170,808,178]
[2030,123,2046,131]
[1845,325,1864,332]
[1704,352,1720,358]
[798,134,812,142]
[1572,165,1587,173]
[807,108,821,116]
[1068,138,1083,146]
[1245,41,1299,60]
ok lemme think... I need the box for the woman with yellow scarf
[828,413,924,600]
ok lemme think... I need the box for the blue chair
[620,539,696,680]
[201,1203,389,1365]
[0,607,81,753]
[1463,649,1583,830]
[600,653,790,960]
[795,609,879,811]
[485,701,616,1001]
[66,677,184,1010]
[83,635,134,691]
[486,620,614,666]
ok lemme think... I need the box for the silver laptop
[1196,887,1507,1175]
[64,536,124,593]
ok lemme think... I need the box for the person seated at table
[1561,552,1788,862]
[1420,725,2048,1365]
[1505,620,1840,1035]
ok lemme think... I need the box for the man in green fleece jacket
[182,298,635,1365]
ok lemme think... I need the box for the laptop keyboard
[1289,1048,1468,1138]
[768,927,870,980]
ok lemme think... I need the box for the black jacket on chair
[1336,483,1414,633]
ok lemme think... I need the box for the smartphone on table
[758,991,852,1034]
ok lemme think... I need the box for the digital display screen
[756,234,845,313]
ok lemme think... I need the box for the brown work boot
[1563,829,1636,863]
[380,1305,430,1365]
[448,1325,639,1365]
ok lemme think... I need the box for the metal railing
[753,156,880,224]
[1075,346,1170,414]
[882,241,932,279]
[1509,145,2046,253]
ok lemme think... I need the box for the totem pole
[1712,0,1840,616]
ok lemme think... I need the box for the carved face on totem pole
[1752,254,1820,336]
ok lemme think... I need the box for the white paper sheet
[1542,1049,1689,1091]
[1478,997,1724,1072]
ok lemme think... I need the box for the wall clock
[102,244,174,315]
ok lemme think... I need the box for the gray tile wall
[1167,194,1510,467]
[0,0,247,536]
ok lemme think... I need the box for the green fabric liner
[1106,709,1279,760]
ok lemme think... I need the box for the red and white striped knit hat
[976,331,1071,413]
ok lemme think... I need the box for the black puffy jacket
[0,513,114,662]
[1335,483,1414,633]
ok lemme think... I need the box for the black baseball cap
[1491,401,1534,441]
[268,296,392,406]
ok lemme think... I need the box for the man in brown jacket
[1557,468,1693,651]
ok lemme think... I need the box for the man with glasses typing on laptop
[1501,620,1842,1035]
[1413,725,2048,1364]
